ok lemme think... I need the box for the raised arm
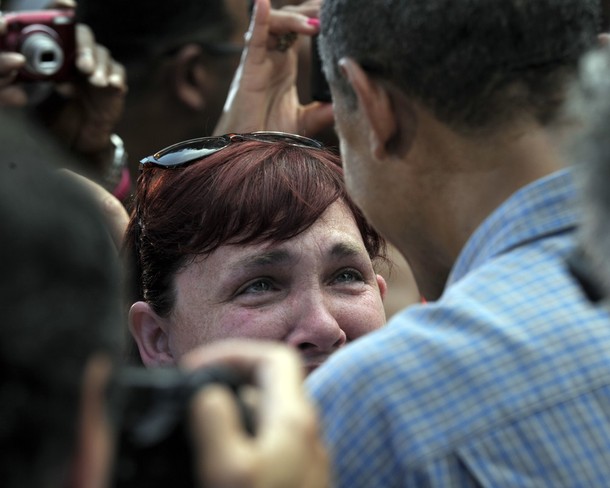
[213,0,333,137]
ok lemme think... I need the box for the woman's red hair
[124,139,385,316]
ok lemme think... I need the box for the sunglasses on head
[140,131,324,170]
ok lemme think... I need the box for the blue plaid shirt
[307,169,610,487]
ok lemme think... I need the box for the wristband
[104,133,132,200]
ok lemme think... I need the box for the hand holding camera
[0,9,76,83]
[110,340,329,488]
[0,7,127,186]
[111,365,255,488]
[181,340,330,488]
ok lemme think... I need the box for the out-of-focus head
[319,0,600,133]
[76,0,242,89]
[565,44,610,299]
[76,0,250,165]
[0,111,123,488]
[125,133,387,372]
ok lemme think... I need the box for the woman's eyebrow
[234,249,293,270]
[230,240,364,272]
[329,241,365,259]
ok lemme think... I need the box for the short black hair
[76,0,234,62]
[75,0,239,90]
[0,111,124,488]
[320,0,600,131]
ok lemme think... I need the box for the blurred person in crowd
[0,0,128,199]
[565,41,610,299]
[0,109,329,488]
[0,109,124,488]
[125,131,388,373]
[301,0,610,486]
[75,0,250,168]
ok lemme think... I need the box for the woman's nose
[286,293,347,353]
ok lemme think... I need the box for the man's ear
[69,355,113,488]
[599,33,610,46]
[338,57,416,160]
[128,301,175,366]
[170,44,210,111]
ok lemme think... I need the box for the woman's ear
[128,301,175,366]
[376,273,388,301]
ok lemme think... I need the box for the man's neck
[399,116,567,299]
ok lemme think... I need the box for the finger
[0,53,26,82]
[190,385,254,486]
[0,16,8,36]
[107,59,127,92]
[181,340,299,377]
[0,85,28,107]
[181,340,306,403]
[75,24,97,74]
[299,102,335,138]
[256,352,327,488]
[46,0,77,9]
[244,0,272,65]
[186,344,308,454]
[89,45,111,87]
[268,8,320,35]
[280,0,322,20]
[182,341,307,422]
[254,347,309,431]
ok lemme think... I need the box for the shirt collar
[448,168,580,286]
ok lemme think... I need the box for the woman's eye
[333,269,364,284]
[242,279,273,294]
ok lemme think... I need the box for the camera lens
[21,32,64,77]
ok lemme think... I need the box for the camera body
[0,10,77,82]
[111,366,254,488]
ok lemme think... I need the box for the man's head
[76,0,250,164]
[318,0,601,298]
[125,134,387,372]
[0,111,123,488]
[320,0,600,131]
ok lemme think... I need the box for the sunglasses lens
[140,132,323,170]
[142,136,230,168]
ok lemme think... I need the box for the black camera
[0,10,77,82]
[111,366,254,488]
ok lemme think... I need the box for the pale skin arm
[213,0,333,137]
[58,169,129,252]
[181,340,331,488]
